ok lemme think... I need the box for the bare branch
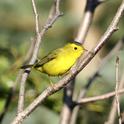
[17,0,62,118]
[17,38,36,115]
[11,1,124,124]
[115,57,122,124]
[61,0,104,123]
[70,39,123,124]
[105,58,124,124]
[105,71,124,124]
[76,62,124,107]
[71,5,123,124]
[60,81,75,124]
[41,0,63,32]
[75,0,104,43]
[31,0,40,34]
[78,38,124,101]
[77,89,124,105]
[94,5,123,54]
[69,0,124,82]
[17,0,41,114]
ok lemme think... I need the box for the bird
[20,41,86,76]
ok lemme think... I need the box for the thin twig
[115,57,122,124]
[17,0,62,117]
[32,0,40,34]
[77,89,124,104]
[17,38,36,115]
[11,1,124,124]
[76,57,124,107]
[42,0,62,31]
[105,71,124,124]
[17,0,41,114]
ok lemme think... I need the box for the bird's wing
[34,48,61,68]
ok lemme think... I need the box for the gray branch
[11,0,124,124]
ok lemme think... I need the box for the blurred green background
[0,0,124,124]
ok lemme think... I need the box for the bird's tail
[20,64,34,69]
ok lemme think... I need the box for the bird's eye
[74,47,77,50]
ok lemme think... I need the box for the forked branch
[11,1,124,124]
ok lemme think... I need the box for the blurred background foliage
[0,0,124,124]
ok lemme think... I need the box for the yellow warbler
[20,42,86,76]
